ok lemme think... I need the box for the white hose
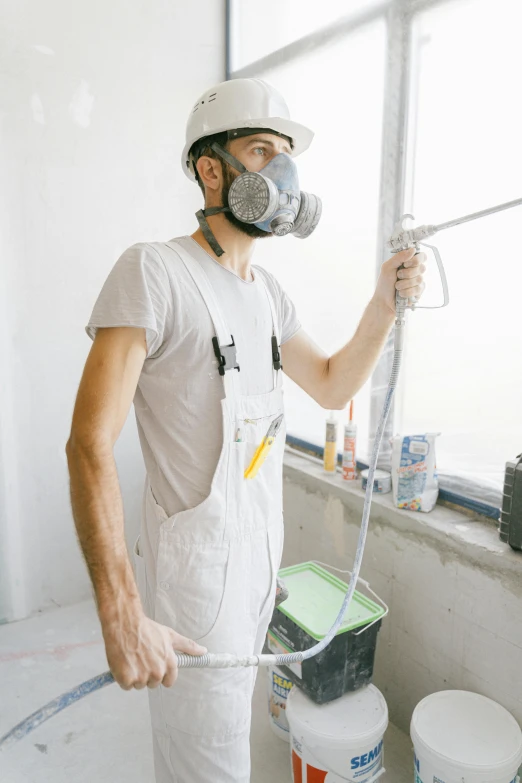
[175,310,405,670]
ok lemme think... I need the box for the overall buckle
[212,336,240,376]
[271,335,283,371]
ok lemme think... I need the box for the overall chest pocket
[154,534,230,643]
[227,422,286,524]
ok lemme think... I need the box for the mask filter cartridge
[228,171,281,226]
[227,153,321,238]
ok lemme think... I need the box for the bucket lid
[360,469,390,480]
[411,691,522,771]
[277,562,385,640]
[287,684,388,746]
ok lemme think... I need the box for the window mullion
[369,0,414,467]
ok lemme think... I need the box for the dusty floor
[0,600,413,781]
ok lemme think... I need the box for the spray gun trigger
[414,241,450,309]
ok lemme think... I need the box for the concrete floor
[0,600,413,782]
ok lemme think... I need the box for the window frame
[227,0,503,523]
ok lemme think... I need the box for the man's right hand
[102,606,207,690]
[67,328,207,690]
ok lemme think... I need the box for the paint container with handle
[266,562,388,705]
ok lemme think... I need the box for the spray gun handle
[390,214,423,313]
[388,214,450,311]
[395,242,450,311]
[395,244,421,312]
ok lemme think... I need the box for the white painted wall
[282,452,522,735]
[0,0,224,622]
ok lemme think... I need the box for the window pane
[243,20,386,456]
[231,0,386,72]
[398,0,522,497]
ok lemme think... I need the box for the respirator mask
[195,140,322,257]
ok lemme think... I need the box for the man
[66,78,425,782]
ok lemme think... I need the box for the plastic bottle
[323,412,338,473]
[342,401,357,481]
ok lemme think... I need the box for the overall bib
[133,240,286,783]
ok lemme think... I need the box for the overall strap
[254,266,284,391]
[166,240,240,404]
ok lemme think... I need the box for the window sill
[283,446,522,578]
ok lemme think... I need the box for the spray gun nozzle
[387,220,438,252]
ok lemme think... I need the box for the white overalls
[133,239,286,783]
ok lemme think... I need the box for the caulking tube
[342,401,357,481]
[323,412,338,473]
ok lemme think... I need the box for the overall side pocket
[155,533,231,643]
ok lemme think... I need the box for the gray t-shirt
[86,236,301,516]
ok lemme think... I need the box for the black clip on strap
[271,335,283,371]
[212,336,240,377]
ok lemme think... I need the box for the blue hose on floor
[0,671,115,752]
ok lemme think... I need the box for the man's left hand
[372,247,427,317]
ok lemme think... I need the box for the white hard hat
[182,78,314,181]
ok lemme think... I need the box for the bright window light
[242,20,386,455]
[397,0,522,498]
[230,0,387,71]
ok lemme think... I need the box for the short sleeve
[86,242,172,358]
[279,285,301,344]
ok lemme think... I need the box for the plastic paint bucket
[360,469,391,495]
[269,562,386,705]
[411,690,522,783]
[287,684,388,782]
[267,664,294,742]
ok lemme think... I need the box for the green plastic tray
[277,561,385,641]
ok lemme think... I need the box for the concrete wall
[282,450,522,735]
[0,0,224,622]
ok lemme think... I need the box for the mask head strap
[195,208,229,257]
[194,144,245,258]
[209,142,247,175]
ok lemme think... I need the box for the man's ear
[196,155,222,194]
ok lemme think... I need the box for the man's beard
[220,164,273,240]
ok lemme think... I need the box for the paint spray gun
[2,196,522,752]
[389,197,522,350]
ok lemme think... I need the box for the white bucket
[411,690,522,783]
[287,684,388,782]
[267,664,294,742]
[360,469,391,495]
